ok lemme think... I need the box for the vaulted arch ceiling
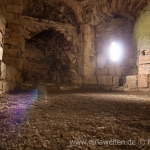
[80,0,148,24]
[22,0,148,26]
[22,0,80,27]
[22,16,77,41]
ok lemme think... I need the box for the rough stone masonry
[0,0,150,93]
[0,0,22,94]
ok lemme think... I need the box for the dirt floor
[0,87,150,150]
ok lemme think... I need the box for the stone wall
[56,16,138,91]
[0,0,22,94]
[3,0,24,69]
[0,1,5,37]
[0,62,21,94]
[0,0,147,91]
[21,16,140,91]
[22,22,82,85]
[19,0,148,91]
[134,2,150,92]
[89,17,137,90]
[81,24,95,76]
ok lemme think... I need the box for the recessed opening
[141,50,146,55]
[109,42,122,62]
[119,78,124,86]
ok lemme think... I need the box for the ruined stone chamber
[1,0,150,92]
[2,1,150,150]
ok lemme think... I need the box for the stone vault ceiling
[23,0,79,27]
[22,16,77,40]
[22,0,148,26]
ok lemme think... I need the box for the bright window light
[109,42,122,62]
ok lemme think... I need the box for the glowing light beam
[109,42,122,62]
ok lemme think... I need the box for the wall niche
[23,29,79,85]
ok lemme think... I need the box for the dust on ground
[0,88,150,150]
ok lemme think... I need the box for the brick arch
[22,16,77,43]
[59,0,83,23]
[22,0,82,26]
[80,0,148,25]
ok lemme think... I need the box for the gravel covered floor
[0,88,150,150]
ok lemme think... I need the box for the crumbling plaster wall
[134,2,150,92]
[0,0,22,94]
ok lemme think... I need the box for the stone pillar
[0,46,3,76]
[0,1,5,77]
[81,24,97,85]
[0,0,23,93]
[82,24,96,75]
[134,2,150,89]
[3,0,24,69]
